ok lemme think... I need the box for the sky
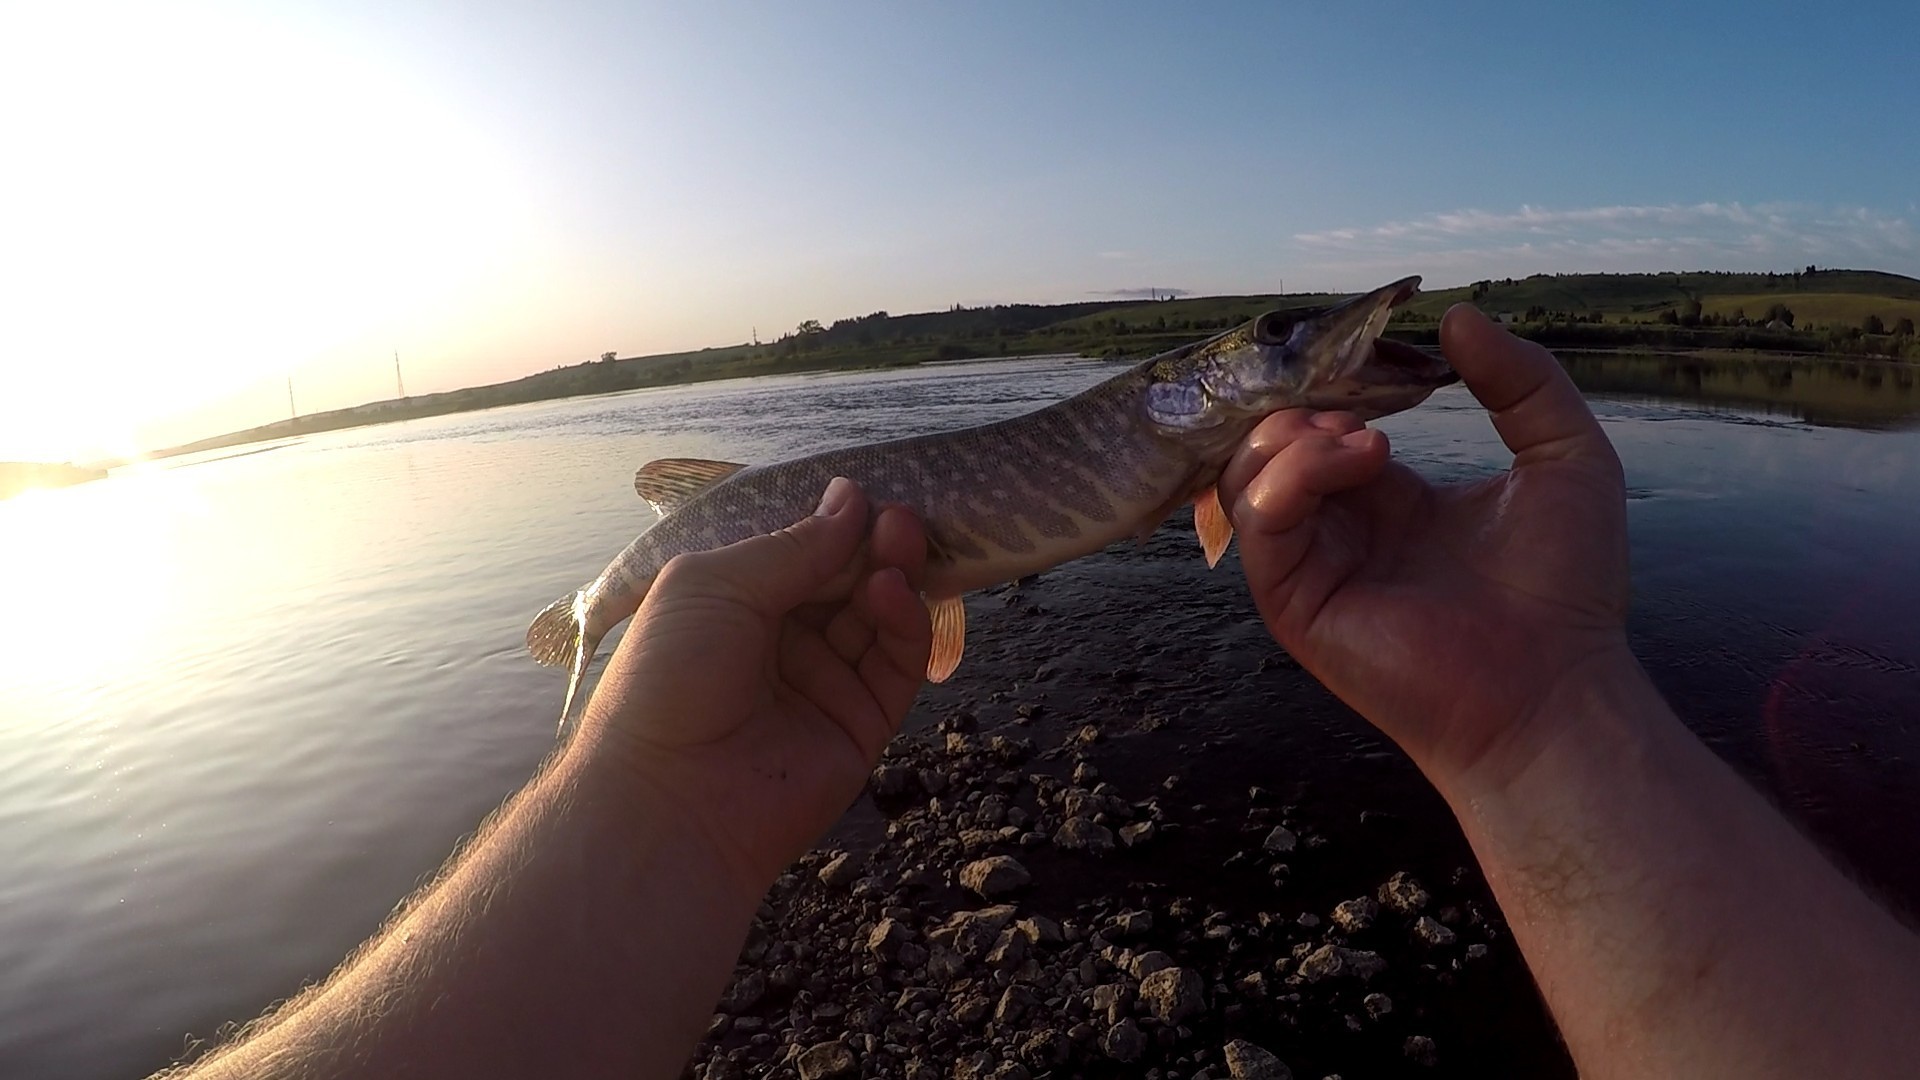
[2,0,1916,462]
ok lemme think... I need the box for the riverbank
[684,519,1571,1080]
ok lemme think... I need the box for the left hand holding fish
[577,476,933,894]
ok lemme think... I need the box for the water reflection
[1562,350,1920,430]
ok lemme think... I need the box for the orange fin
[924,594,966,683]
[1193,486,1234,568]
[634,458,747,515]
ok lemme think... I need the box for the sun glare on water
[0,470,193,724]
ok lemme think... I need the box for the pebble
[1363,992,1393,1019]
[1221,1038,1293,1079]
[1129,949,1175,978]
[1404,1034,1439,1067]
[1331,897,1378,933]
[1109,909,1154,938]
[1296,944,1388,983]
[1055,816,1116,854]
[865,917,912,960]
[995,984,1039,1024]
[1120,820,1158,847]
[959,855,1032,899]
[870,764,916,797]
[1466,943,1490,961]
[1261,826,1297,854]
[1379,871,1431,915]
[816,852,860,889]
[1103,1018,1148,1062]
[1413,916,1456,946]
[795,1041,856,1079]
[1139,965,1206,1023]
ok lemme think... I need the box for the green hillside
[145,266,1920,461]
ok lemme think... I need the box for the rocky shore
[683,698,1552,1078]
[683,519,1573,1078]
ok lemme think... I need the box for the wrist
[1424,641,1669,805]
[554,724,771,919]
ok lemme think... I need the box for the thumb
[674,476,870,617]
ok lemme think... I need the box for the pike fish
[528,276,1455,726]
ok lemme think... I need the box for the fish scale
[526,276,1457,731]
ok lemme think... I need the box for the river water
[3,354,1918,1078]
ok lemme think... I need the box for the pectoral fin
[634,458,748,515]
[1193,486,1234,568]
[924,594,966,683]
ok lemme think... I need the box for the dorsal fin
[634,457,747,515]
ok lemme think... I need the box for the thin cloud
[1292,202,1918,283]
[1090,287,1193,299]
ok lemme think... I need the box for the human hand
[1217,304,1634,789]
[577,477,931,894]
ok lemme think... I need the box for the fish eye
[1257,315,1291,342]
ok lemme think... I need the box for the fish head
[1142,276,1457,441]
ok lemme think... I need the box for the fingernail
[1339,429,1374,449]
[815,476,854,517]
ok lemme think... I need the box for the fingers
[1439,304,1618,470]
[674,476,869,617]
[1219,410,1389,535]
[857,566,932,729]
[820,505,929,663]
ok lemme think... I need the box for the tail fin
[526,592,603,737]
[527,594,581,667]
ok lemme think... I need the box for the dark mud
[686,515,1572,1080]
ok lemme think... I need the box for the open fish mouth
[1317,276,1456,388]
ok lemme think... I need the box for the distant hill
[144,267,1920,461]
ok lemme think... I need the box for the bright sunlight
[0,1,533,463]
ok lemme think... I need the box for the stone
[1296,945,1388,983]
[954,995,992,1026]
[1379,871,1431,915]
[1017,1028,1070,1068]
[817,852,860,889]
[871,764,916,797]
[720,971,766,1014]
[1404,1035,1438,1067]
[960,856,1032,899]
[1054,816,1116,854]
[994,984,1038,1024]
[1331,897,1378,934]
[1413,916,1456,946]
[795,1040,856,1080]
[985,927,1028,969]
[1363,992,1393,1019]
[1109,909,1154,938]
[1120,820,1158,847]
[1103,1019,1147,1063]
[1129,950,1175,978]
[867,917,913,960]
[951,1051,994,1080]
[1262,826,1298,854]
[1222,1038,1292,1079]
[1139,966,1205,1024]
[1465,943,1490,961]
[1014,916,1062,947]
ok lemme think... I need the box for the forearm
[1436,658,1920,1079]
[177,731,760,1080]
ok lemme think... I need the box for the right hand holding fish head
[1219,303,1639,800]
